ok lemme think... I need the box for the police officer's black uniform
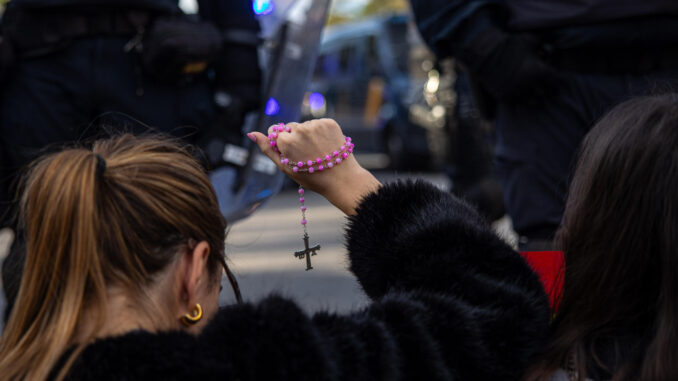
[410,0,678,248]
[0,0,261,320]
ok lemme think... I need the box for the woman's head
[0,134,229,380]
[527,94,678,380]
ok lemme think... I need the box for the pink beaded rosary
[267,123,355,270]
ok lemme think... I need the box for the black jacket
[60,181,550,380]
[410,0,678,63]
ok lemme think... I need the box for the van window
[314,52,340,79]
[386,22,409,73]
[338,45,356,72]
[366,35,383,76]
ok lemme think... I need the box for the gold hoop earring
[181,303,203,326]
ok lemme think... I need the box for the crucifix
[294,233,321,271]
[294,185,321,270]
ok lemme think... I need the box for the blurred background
[0,0,510,323]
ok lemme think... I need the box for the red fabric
[520,251,564,312]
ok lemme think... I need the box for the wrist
[322,162,381,215]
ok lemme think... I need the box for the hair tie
[95,154,107,179]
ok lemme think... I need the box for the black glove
[459,27,564,101]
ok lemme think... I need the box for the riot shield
[210,0,330,224]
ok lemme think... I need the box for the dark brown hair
[0,134,229,380]
[526,94,678,380]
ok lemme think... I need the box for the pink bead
[269,133,277,139]
[316,158,322,164]
[325,155,331,161]
[318,165,324,171]
[269,140,276,147]
[307,160,313,167]
[348,148,353,153]
[308,167,315,173]
[341,145,346,151]
[346,137,352,142]
[285,126,291,132]
[327,162,334,168]
[342,152,349,159]
[297,161,304,167]
[298,188,305,195]
[335,158,342,164]
[333,150,339,157]
[273,147,279,153]
[301,206,307,211]
[281,158,288,165]
[293,166,299,173]
[301,219,307,225]
[299,197,305,203]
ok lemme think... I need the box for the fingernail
[247,133,257,143]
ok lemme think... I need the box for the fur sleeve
[346,180,545,301]
[343,179,551,378]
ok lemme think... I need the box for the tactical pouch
[0,35,16,85]
[140,17,222,83]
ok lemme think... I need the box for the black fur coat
[61,180,550,380]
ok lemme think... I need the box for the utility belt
[2,9,148,57]
[0,8,259,83]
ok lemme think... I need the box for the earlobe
[181,303,203,326]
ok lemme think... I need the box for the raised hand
[249,118,381,215]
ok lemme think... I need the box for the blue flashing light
[308,92,325,111]
[253,0,274,15]
[264,97,280,116]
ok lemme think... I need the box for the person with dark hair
[409,0,678,250]
[0,119,550,380]
[524,94,678,380]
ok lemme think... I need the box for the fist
[249,119,361,195]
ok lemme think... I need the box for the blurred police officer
[0,0,261,319]
[410,0,678,249]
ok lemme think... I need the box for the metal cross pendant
[294,233,321,271]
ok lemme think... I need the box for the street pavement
[0,171,516,331]
[218,186,370,313]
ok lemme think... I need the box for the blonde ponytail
[0,150,108,380]
[0,135,228,380]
